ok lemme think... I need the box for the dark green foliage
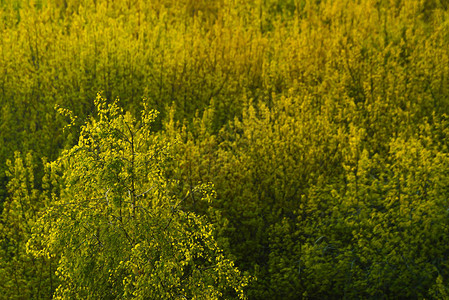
[2,0,449,299]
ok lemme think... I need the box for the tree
[0,152,57,299]
[27,94,248,299]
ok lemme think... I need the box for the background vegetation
[1,0,449,298]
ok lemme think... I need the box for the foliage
[2,0,449,298]
[0,152,58,299]
[26,94,248,299]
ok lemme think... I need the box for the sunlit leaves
[27,95,248,299]
[2,0,449,298]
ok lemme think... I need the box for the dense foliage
[2,0,449,298]
[26,95,248,299]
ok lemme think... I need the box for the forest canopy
[1,0,449,298]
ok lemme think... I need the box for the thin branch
[105,188,110,206]
[136,186,156,198]
[163,192,194,231]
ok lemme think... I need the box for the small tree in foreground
[27,94,248,299]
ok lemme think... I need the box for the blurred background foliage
[2,0,449,298]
